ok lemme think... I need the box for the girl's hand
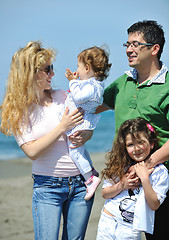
[122,171,140,190]
[134,161,154,183]
[65,68,78,81]
[60,107,83,132]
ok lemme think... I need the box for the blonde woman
[0,41,94,240]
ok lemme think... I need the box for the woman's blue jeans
[32,174,94,240]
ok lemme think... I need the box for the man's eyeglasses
[43,64,54,75]
[123,41,155,48]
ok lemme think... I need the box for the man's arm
[148,140,169,168]
[95,103,111,114]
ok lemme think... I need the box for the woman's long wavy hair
[0,41,56,136]
[102,118,159,182]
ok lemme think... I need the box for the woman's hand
[21,107,83,160]
[69,130,93,148]
[60,107,83,132]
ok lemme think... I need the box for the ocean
[0,111,115,161]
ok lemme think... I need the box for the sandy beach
[0,153,145,240]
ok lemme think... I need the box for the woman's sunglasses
[43,64,54,75]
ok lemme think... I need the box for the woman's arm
[102,172,140,199]
[21,107,83,160]
[134,162,160,211]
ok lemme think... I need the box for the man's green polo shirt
[103,67,169,168]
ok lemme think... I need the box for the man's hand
[69,130,93,148]
[134,161,154,182]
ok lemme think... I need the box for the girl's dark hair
[78,46,112,81]
[102,117,159,182]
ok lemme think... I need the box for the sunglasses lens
[44,65,53,75]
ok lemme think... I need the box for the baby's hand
[65,68,78,81]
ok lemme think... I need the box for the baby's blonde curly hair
[78,46,112,81]
[0,41,56,136]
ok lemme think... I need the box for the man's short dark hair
[127,20,165,60]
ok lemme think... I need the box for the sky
[0,0,169,104]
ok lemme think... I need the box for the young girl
[64,46,112,200]
[96,118,169,240]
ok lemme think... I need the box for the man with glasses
[97,20,169,239]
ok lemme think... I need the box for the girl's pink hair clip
[147,123,154,132]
